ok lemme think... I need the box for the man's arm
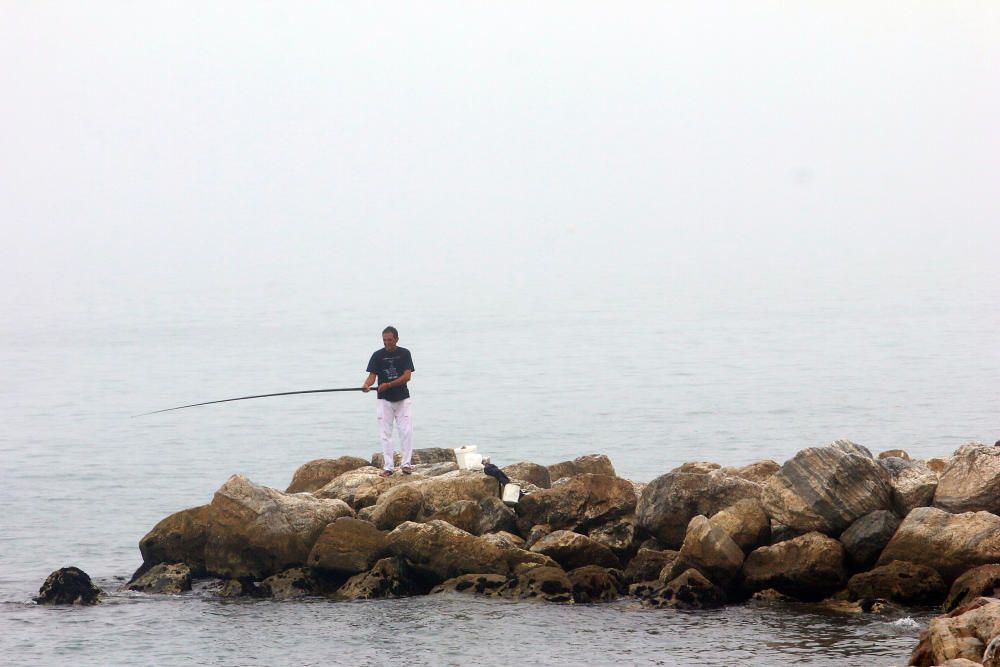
[362,372,377,392]
[377,369,411,393]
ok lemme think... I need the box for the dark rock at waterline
[529,530,620,570]
[431,573,509,596]
[640,568,726,610]
[127,562,192,594]
[502,566,575,603]
[624,547,679,585]
[35,567,103,605]
[741,531,847,601]
[260,567,325,600]
[760,440,893,535]
[567,565,626,603]
[846,560,947,606]
[136,504,211,579]
[838,510,901,569]
[335,557,424,600]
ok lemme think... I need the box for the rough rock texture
[934,444,1000,514]
[515,474,636,535]
[769,520,808,545]
[368,484,424,530]
[260,567,319,600]
[664,515,745,589]
[641,569,725,610]
[313,466,419,509]
[624,548,679,585]
[943,565,1000,613]
[525,524,552,549]
[909,598,1000,667]
[480,531,526,550]
[363,471,501,531]
[879,457,938,516]
[926,457,951,475]
[586,517,638,559]
[430,574,509,596]
[35,567,103,605]
[137,504,211,577]
[307,517,388,574]
[709,498,771,554]
[636,470,762,548]
[846,560,946,605]
[529,530,620,570]
[371,447,457,469]
[547,454,616,482]
[876,507,1000,583]
[502,462,551,489]
[671,461,721,474]
[477,496,518,535]
[204,474,355,579]
[741,531,847,601]
[567,565,625,603]
[335,557,423,599]
[838,510,901,568]
[127,563,192,594]
[760,440,893,535]
[501,566,575,603]
[722,460,781,484]
[386,520,510,583]
[285,456,370,493]
[426,499,482,535]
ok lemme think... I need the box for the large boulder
[477,497,518,535]
[846,560,947,605]
[368,484,425,530]
[136,504,211,577]
[943,565,1000,613]
[314,466,420,509]
[35,567,103,605]
[127,563,192,594]
[335,557,423,599]
[307,517,388,575]
[636,470,761,548]
[502,462,551,489]
[204,474,355,579]
[260,567,320,600]
[909,598,1000,667]
[721,460,781,484]
[838,510,901,568]
[362,471,501,531]
[285,456,370,493]
[547,454,616,482]
[529,530,620,570]
[741,531,847,600]
[664,515,745,589]
[876,507,1000,583]
[709,498,771,554]
[501,566,575,603]
[934,443,1000,514]
[515,474,636,535]
[879,457,937,516]
[426,500,483,535]
[760,440,893,535]
[385,520,510,583]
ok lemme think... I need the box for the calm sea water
[2,276,997,666]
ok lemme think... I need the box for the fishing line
[133,387,374,417]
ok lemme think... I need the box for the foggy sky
[2,2,998,323]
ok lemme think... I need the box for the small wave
[890,617,920,630]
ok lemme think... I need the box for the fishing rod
[133,387,375,417]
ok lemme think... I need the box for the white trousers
[378,398,412,470]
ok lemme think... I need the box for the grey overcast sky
[2,2,998,320]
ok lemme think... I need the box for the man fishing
[362,326,415,477]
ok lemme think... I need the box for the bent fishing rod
[133,386,377,417]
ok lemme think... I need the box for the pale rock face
[911,598,1000,667]
[934,443,1000,514]
[314,466,420,509]
[709,498,771,553]
[663,515,745,589]
[285,456,370,493]
[546,454,616,482]
[877,507,1000,583]
[760,440,892,535]
[879,457,937,516]
[529,529,620,570]
[636,470,762,548]
[502,462,551,489]
[515,474,637,534]
[741,531,847,601]
[204,474,355,579]
[721,460,781,485]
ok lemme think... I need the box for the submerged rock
[127,562,192,594]
[35,567,103,605]
[641,568,725,610]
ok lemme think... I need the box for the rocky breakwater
[111,439,1000,655]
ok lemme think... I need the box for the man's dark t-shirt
[366,347,414,402]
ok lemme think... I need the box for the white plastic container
[502,483,521,506]
[454,445,482,470]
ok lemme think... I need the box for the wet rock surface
[35,567,103,605]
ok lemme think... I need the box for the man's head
[382,326,399,351]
